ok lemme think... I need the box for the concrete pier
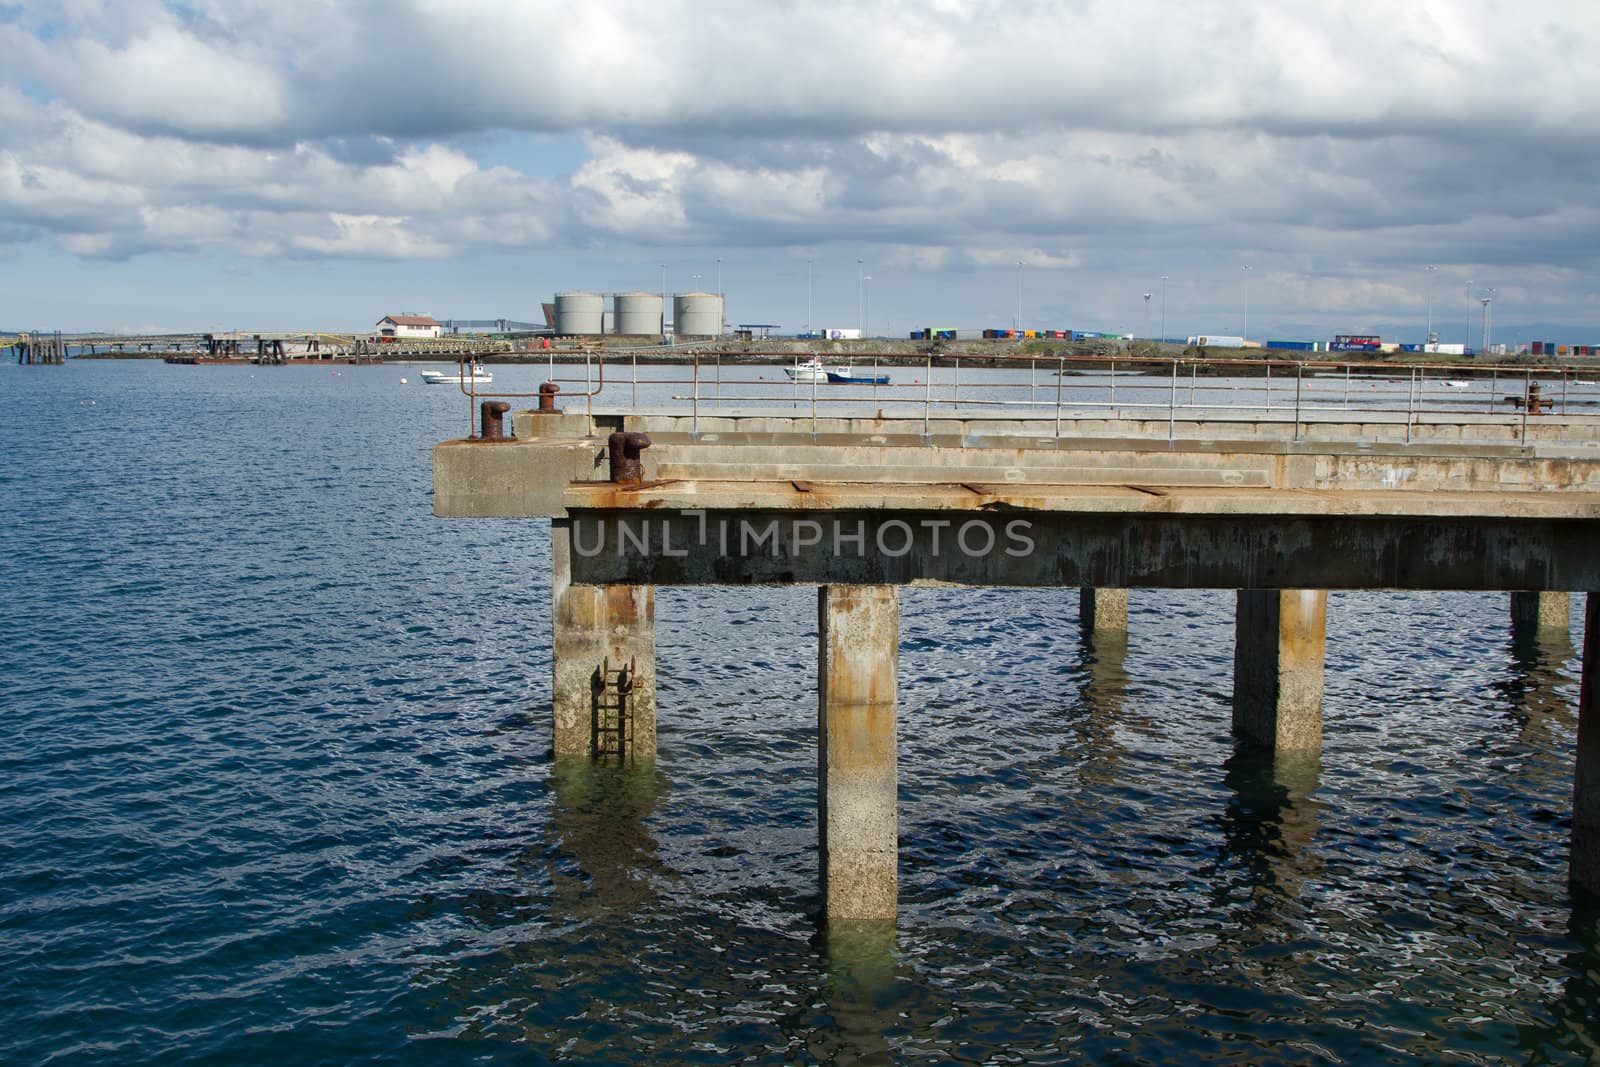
[1079,587,1128,635]
[1232,590,1328,754]
[1512,591,1571,638]
[435,403,1600,918]
[552,519,657,761]
[818,585,900,921]
[1575,593,1600,901]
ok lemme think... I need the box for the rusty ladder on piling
[590,656,636,759]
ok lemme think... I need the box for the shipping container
[1267,339,1315,352]
[1191,335,1246,348]
[1330,334,1382,352]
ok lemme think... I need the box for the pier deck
[433,381,1600,920]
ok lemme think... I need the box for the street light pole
[1143,292,1151,341]
[1160,275,1168,342]
[1241,264,1252,340]
[864,276,871,338]
[716,257,723,336]
[1423,264,1437,346]
[1481,289,1495,355]
[857,258,864,337]
[1465,278,1474,351]
[1016,260,1023,333]
[806,258,813,336]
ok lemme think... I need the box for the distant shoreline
[65,340,1600,373]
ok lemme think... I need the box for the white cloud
[293,213,451,259]
[1,0,1598,335]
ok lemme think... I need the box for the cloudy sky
[2,0,1597,345]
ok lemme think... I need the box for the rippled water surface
[2,359,1597,1065]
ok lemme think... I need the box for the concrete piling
[1079,587,1129,635]
[818,585,900,922]
[551,519,657,762]
[1511,591,1571,638]
[1232,589,1328,753]
[1574,593,1600,901]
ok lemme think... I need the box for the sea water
[1,359,1596,1064]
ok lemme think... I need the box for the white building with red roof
[375,314,443,340]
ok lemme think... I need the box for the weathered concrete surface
[818,585,899,921]
[1233,590,1328,753]
[561,489,1600,593]
[433,436,606,518]
[1575,593,1600,900]
[1511,591,1572,635]
[602,409,1600,448]
[552,520,656,761]
[1080,587,1129,634]
[436,423,1600,520]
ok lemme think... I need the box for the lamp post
[806,258,813,336]
[1465,278,1474,351]
[1160,275,1168,342]
[857,259,864,337]
[1143,292,1152,341]
[864,276,872,338]
[1016,260,1023,333]
[1423,264,1437,346]
[1241,264,1252,340]
[716,257,723,336]
[1481,289,1495,355]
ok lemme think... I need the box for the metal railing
[451,349,1600,445]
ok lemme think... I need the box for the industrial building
[550,291,725,338]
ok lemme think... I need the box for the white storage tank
[673,292,723,338]
[554,292,605,336]
[613,292,664,336]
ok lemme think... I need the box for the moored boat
[826,366,890,384]
[783,357,840,383]
[419,362,492,386]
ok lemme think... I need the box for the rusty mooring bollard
[479,400,511,441]
[608,431,652,483]
[537,381,562,413]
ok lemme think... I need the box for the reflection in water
[807,922,901,1066]
[1213,748,1326,926]
[1500,621,1577,748]
[1524,906,1600,1061]
[547,761,671,916]
[1074,631,1131,784]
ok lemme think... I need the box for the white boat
[784,357,842,383]
[1445,380,1471,388]
[419,362,492,386]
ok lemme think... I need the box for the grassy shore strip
[74,336,1600,373]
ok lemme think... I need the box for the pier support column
[1512,591,1571,640]
[1079,587,1128,635]
[819,585,899,922]
[1574,593,1600,901]
[1232,590,1327,753]
[551,519,656,762]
